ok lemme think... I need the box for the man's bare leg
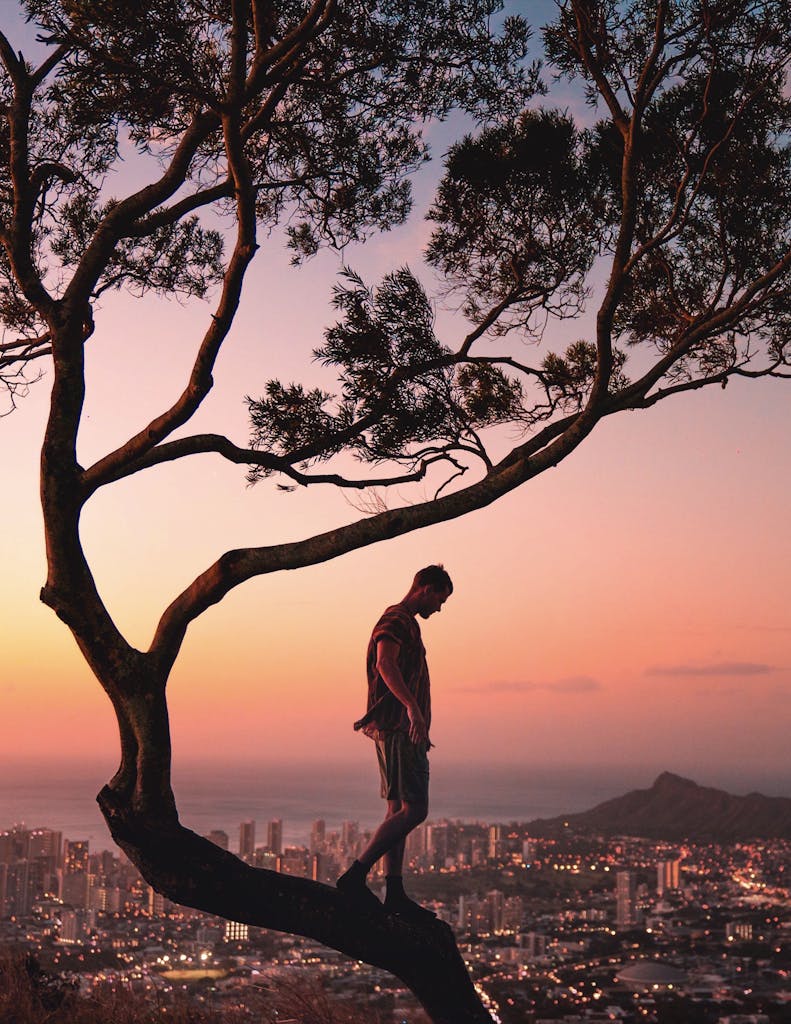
[337,799,434,918]
[383,832,406,877]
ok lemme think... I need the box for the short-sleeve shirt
[353,603,431,742]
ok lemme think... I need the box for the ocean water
[1,758,789,852]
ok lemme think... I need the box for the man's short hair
[414,564,453,595]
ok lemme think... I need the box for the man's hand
[406,703,428,748]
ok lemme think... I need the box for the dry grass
[0,950,407,1024]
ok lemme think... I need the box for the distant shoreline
[3,758,789,853]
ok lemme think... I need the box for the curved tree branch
[148,407,586,673]
[62,109,222,305]
[81,120,260,491]
[98,786,492,1024]
[81,431,456,493]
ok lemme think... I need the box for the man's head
[410,564,453,619]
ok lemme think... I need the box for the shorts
[375,731,429,804]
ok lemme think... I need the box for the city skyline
[3,809,788,1024]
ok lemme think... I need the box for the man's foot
[383,874,435,921]
[336,862,382,912]
[384,894,437,922]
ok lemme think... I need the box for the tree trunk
[98,786,494,1024]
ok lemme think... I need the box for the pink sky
[3,228,789,784]
[1,4,790,792]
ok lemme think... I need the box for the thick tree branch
[29,41,70,87]
[62,110,222,305]
[82,113,260,492]
[249,0,335,90]
[0,29,22,79]
[98,788,493,1024]
[125,181,234,237]
[148,408,585,672]
[1,42,56,315]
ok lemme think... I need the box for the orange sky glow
[1,4,790,800]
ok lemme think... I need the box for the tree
[1,1,789,1021]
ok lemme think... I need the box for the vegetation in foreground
[0,950,402,1024]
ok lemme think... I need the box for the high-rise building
[656,856,681,894]
[239,821,256,862]
[310,820,326,855]
[0,832,15,865]
[267,819,283,857]
[4,862,30,917]
[225,920,248,942]
[427,823,449,868]
[616,869,637,929]
[147,886,166,916]
[486,889,505,934]
[341,821,358,854]
[405,823,428,865]
[523,931,547,960]
[502,895,524,934]
[488,825,504,861]
[58,908,82,943]
[207,830,229,851]
[28,829,62,861]
[64,840,89,875]
[62,839,90,908]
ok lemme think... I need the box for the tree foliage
[1,1,790,1021]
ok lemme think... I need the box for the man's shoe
[336,867,382,912]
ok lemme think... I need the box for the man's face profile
[417,584,452,619]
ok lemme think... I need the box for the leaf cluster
[247,267,525,479]
[7,0,539,275]
[3,0,790,479]
[542,340,628,410]
[50,195,225,299]
[1,0,542,407]
[426,109,601,334]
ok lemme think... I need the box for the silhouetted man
[337,564,453,921]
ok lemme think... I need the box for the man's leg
[336,799,416,909]
[337,735,432,918]
[383,829,406,877]
[337,802,434,920]
[380,799,435,919]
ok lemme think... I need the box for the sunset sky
[1,2,790,796]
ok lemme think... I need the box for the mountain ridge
[526,771,791,840]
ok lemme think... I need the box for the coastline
[2,757,790,852]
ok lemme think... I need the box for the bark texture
[98,785,493,1024]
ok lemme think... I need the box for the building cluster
[1,818,789,1023]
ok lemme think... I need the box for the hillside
[527,772,791,840]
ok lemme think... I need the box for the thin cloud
[552,676,601,693]
[456,676,601,695]
[645,661,775,678]
[694,686,744,699]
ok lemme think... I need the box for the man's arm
[376,637,428,747]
